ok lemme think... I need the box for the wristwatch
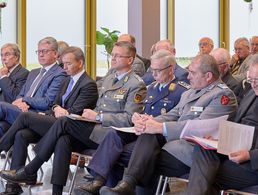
[95,113,101,122]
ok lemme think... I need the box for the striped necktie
[26,68,46,97]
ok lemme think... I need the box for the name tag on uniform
[190,106,203,112]
[114,94,124,99]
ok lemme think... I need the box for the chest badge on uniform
[134,93,142,103]
[169,83,176,91]
[123,76,129,83]
[221,95,230,105]
[118,88,127,95]
[161,108,166,115]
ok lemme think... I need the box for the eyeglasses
[217,62,227,66]
[251,43,258,47]
[111,54,131,59]
[35,49,54,55]
[1,52,15,58]
[246,77,258,84]
[199,42,211,47]
[150,65,172,74]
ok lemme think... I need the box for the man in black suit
[0,43,29,103]
[0,46,98,195]
[184,54,258,195]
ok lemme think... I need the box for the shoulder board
[217,83,229,89]
[147,81,158,89]
[178,81,190,89]
[132,74,144,82]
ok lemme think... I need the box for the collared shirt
[115,70,132,81]
[69,69,85,90]
[0,63,20,79]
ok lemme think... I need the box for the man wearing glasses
[185,54,258,195]
[100,54,237,195]
[0,36,66,137]
[230,37,250,76]
[198,37,214,55]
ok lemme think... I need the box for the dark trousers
[87,129,137,185]
[187,145,258,195]
[33,117,98,186]
[124,134,166,186]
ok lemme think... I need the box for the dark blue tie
[62,78,74,107]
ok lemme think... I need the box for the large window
[26,0,85,70]
[175,0,219,65]
[96,0,128,76]
[230,0,258,54]
[0,1,17,47]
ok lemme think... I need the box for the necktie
[62,78,74,107]
[26,68,46,97]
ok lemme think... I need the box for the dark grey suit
[0,72,98,172]
[0,64,29,103]
[186,89,258,195]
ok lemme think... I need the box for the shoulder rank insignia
[169,83,176,91]
[218,83,229,89]
[178,81,190,89]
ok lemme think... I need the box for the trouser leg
[10,129,41,170]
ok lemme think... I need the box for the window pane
[0,1,17,46]
[230,0,257,54]
[96,0,128,76]
[26,0,85,70]
[175,0,219,62]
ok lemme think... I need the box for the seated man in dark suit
[0,46,98,195]
[74,49,189,194]
[100,54,237,195]
[0,43,29,103]
[184,54,258,195]
[0,41,146,195]
[142,39,189,86]
[210,48,239,92]
[0,36,67,136]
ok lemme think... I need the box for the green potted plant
[96,27,120,68]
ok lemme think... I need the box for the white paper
[217,121,255,155]
[185,136,218,149]
[66,114,101,123]
[110,126,135,133]
[180,115,229,139]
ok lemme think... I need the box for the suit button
[151,106,154,110]
[103,104,106,107]
[164,103,167,106]
[104,95,107,98]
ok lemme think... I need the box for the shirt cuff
[162,122,167,137]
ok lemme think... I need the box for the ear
[128,56,134,65]
[205,72,213,82]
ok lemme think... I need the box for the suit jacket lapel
[9,64,21,77]
[150,83,170,105]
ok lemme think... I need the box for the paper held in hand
[183,120,255,155]
[109,126,135,133]
[66,114,101,123]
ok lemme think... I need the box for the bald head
[210,48,231,76]
[117,34,136,46]
[198,37,214,55]
[152,39,176,56]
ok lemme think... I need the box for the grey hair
[248,54,258,68]
[194,54,220,78]
[150,49,176,67]
[1,43,20,60]
[234,37,250,48]
[38,37,58,51]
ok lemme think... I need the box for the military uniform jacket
[143,79,188,117]
[156,79,237,166]
[90,71,147,144]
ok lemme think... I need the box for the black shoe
[75,180,105,194]
[99,181,135,195]
[0,167,37,185]
[0,183,23,195]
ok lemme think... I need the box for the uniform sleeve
[101,81,147,127]
[165,89,237,141]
